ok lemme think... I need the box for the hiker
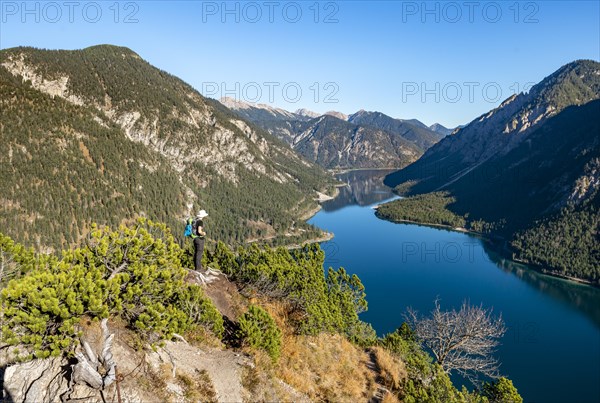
[186,210,208,272]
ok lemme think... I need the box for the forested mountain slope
[347,110,444,150]
[0,45,332,251]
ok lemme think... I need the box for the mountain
[295,108,321,118]
[347,110,443,150]
[385,60,600,194]
[289,114,421,169]
[429,123,453,137]
[222,100,441,169]
[324,110,348,120]
[448,100,599,232]
[219,96,310,144]
[380,60,600,283]
[0,45,333,252]
[403,118,430,130]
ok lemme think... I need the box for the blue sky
[1,1,599,127]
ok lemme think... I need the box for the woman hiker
[192,209,208,272]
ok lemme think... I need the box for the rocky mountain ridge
[385,59,600,193]
[220,98,443,169]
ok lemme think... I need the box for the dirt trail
[174,271,250,402]
[367,349,388,403]
[155,341,250,403]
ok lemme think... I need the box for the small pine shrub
[178,284,224,338]
[1,219,224,359]
[208,242,374,341]
[1,258,108,359]
[237,305,282,362]
[482,377,523,403]
[0,232,47,286]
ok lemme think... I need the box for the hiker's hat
[197,209,208,219]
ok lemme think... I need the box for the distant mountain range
[0,45,332,251]
[382,59,600,283]
[220,98,451,170]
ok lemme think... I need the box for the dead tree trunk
[71,318,117,389]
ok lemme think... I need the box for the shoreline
[300,204,323,221]
[246,230,334,249]
[509,256,598,287]
[247,188,340,248]
[375,212,599,289]
[300,187,341,221]
[283,231,335,250]
[373,212,477,235]
[330,167,402,175]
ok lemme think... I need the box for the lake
[308,169,600,403]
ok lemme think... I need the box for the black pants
[193,237,205,272]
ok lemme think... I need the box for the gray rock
[3,357,69,403]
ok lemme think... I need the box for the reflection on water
[322,169,397,211]
[483,243,600,329]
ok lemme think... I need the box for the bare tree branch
[405,299,506,383]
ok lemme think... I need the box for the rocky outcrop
[1,55,83,105]
[570,158,600,204]
[1,331,250,403]
[3,357,69,403]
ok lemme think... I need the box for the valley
[1,42,598,403]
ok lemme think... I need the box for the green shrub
[178,284,224,338]
[1,259,108,359]
[346,320,377,347]
[237,305,282,361]
[0,232,48,286]
[207,242,374,340]
[482,377,523,403]
[1,219,224,359]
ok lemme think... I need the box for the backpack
[184,217,196,238]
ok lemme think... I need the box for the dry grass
[177,369,218,403]
[277,332,377,401]
[371,346,407,391]
[241,350,298,402]
[240,300,377,401]
[381,390,402,403]
[184,324,223,348]
[136,362,170,402]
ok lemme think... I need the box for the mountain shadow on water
[481,242,600,329]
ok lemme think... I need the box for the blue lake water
[308,170,600,403]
